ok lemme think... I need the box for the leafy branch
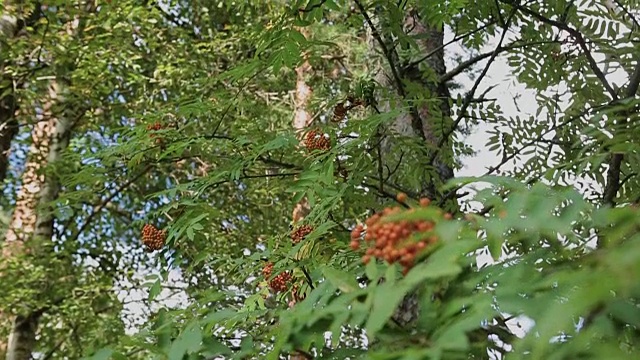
[430,8,516,167]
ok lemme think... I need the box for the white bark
[4,80,72,360]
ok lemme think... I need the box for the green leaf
[148,279,161,301]
[365,266,409,338]
[322,266,359,293]
[364,260,379,281]
[87,349,113,360]
[168,323,203,360]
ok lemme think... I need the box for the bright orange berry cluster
[350,195,448,275]
[291,225,313,244]
[304,129,331,152]
[262,262,292,293]
[141,224,166,252]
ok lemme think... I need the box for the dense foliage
[0,0,639,359]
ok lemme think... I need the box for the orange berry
[396,192,407,202]
[419,198,431,207]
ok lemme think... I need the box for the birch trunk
[0,5,35,356]
[2,80,72,360]
[291,27,313,224]
[289,28,313,360]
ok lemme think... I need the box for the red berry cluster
[141,224,166,252]
[332,96,364,123]
[262,262,292,293]
[350,195,448,275]
[291,225,313,244]
[146,122,163,131]
[146,122,165,146]
[304,129,331,152]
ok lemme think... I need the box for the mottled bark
[369,10,454,201]
[291,27,313,224]
[2,80,72,360]
[0,6,24,357]
[364,8,455,326]
[289,29,313,360]
[1,2,93,356]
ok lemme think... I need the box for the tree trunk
[0,92,19,188]
[2,80,72,360]
[0,6,32,357]
[291,27,313,225]
[0,8,22,188]
[364,7,456,326]
[289,28,313,360]
[0,2,43,186]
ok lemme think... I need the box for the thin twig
[439,40,563,83]
[405,19,499,70]
[300,266,315,290]
[211,68,263,138]
[502,0,618,99]
[299,0,328,12]
[354,0,405,98]
[431,9,516,166]
[67,165,153,243]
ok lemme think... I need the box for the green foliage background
[0,0,639,359]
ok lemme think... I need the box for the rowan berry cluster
[141,224,166,252]
[304,129,331,152]
[262,262,292,293]
[291,225,313,244]
[146,122,163,131]
[146,122,165,146]
[350,195,448,275]
[332,96,365,123]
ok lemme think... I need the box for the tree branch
[439,40,562,83]
[430,9,516,166]
[602,58,640,206]
[67,165,153,243]
[405,19,498,70]
[502,0,618,100]
[299,0,328,13]
[354,0,406,98]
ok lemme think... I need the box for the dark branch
[67,165,153,243]
[299,0,328,13]
[430,9,516,166]
[439,40,563,83]
[405,19,498,70]
[502,0,618,100]
[354,0,406,98]
[602,57,640,206]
